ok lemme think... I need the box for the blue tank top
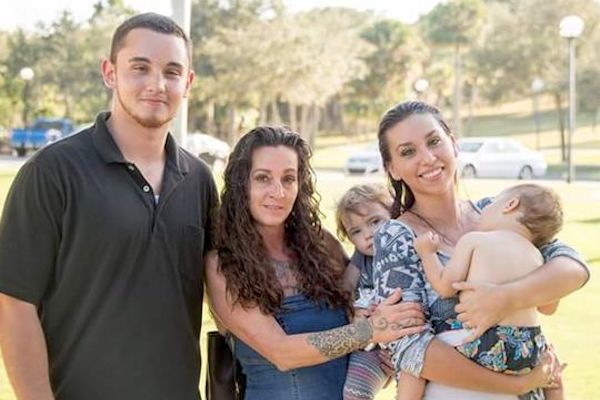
[234,294,349,400]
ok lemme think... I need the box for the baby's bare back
[462,230,543,326]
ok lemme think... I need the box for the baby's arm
[414,232,477,298]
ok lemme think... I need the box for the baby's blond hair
[335,183,393,241]
[502,184,563,247]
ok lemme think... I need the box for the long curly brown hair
[217,125,351,315]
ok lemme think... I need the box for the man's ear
[183,69,195,98]
[101,59,116,89]
[502,197,520,213]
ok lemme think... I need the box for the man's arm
[0,293,54,400]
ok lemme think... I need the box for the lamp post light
[531,78,545,150]
[414,78,429,100]
[171,0,191,145]
[559,15,584,184]
[19,67,34,126]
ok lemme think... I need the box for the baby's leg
[343,350,390,400]
[395,372,425,400]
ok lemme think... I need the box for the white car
[185,132,230,171]
[343,143,383,174]
[457,137,547,179]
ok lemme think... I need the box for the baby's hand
[414,231,439,255]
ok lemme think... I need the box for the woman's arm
[420,338,554,394]
[205,252,425,372]
[454,254,589,337]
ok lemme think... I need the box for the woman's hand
[369,289,426,343]
[453,281,511,339]
[518,348,564,394]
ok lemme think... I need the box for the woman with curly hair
[205,125,425,399]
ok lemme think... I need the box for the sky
[0,0,442,31]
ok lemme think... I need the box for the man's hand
[369,289,425,343]
[414,231,439,257]
[453,281,510,339]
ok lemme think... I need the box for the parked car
[10,117,74,157]
[344,143,383,174]
[457,137,547,179]
[184,132,230,171]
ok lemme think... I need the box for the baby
[411,183,564,400]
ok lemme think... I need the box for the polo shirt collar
[91,111,189,175]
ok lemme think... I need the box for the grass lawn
[0,166,598,399]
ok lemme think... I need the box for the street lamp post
[171,0,192,145]
[559,15,584,184]
[413,78,429,100]
[531,78,544,150]
[19,67,34,126]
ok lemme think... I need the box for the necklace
[406,208,459,246]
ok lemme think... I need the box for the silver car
[457,137,547,179]
[344,143,383,174]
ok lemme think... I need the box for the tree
[422,0,486,135]
[348,19,422,126]
[472,0,600,158]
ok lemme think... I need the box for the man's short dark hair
[110,13,192,63]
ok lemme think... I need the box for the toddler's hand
[414,231,439,256]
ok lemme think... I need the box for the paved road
[0,154,598,182]
[0,155,28,171]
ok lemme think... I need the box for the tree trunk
[259,96,268,125]
[226,103,236,146]
[300,104,310,137]
[206,100,216,134]
[289,103,297,131]
[270,96,282,124]
[308,103,319,149]
[465,80,477,135]
[64,97,71,119]
[554,92,566,162]
[452,42,463,136]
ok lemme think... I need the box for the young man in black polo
[0,13,218,400]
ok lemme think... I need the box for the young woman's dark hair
[377,101,453,218]
[217,125,351,315]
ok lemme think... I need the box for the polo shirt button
[127,164,135,171]
[142,185,150,193]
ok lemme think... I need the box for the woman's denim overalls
[234,294,349,400]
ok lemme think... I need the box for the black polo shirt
[0,112,218,400]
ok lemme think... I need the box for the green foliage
[0,0,599,141]
[424,0,486,46]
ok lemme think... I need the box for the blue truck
[10,117,74,157]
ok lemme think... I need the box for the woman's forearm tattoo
[306,319,373,359]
